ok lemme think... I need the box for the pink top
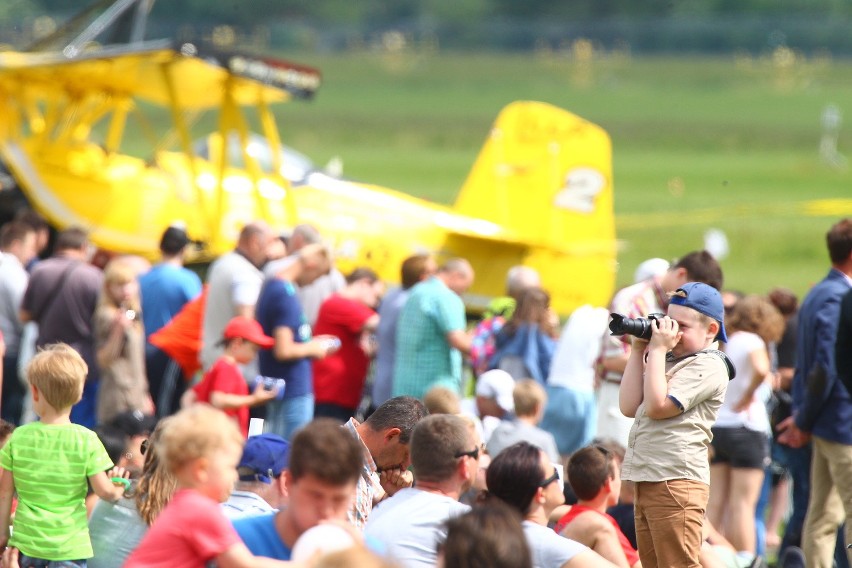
[124,488,242,567]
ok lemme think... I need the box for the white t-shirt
[364,488,470,568]
[716,331,770,432]
[201,251,264,370]
[523,520,589,568]
[487,420,560,464]
[548,305,610,391]
[220,490,276,520]
[0,252,29,354]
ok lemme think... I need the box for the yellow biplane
[0,0,617,314]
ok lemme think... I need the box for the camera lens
[608,313,654,340]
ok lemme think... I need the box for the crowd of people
[0,210,850,568]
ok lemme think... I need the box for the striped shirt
[0,422,113,560]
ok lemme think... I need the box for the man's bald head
[438,258,474,296]
[236,221,272,267]
[290,224,322,251]
[505,266,540,300]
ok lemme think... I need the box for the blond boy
[0,344,128,566]
[423,386,461,415]
[124,404,295,567]
[486,379,560,463]
[618,282,730,568]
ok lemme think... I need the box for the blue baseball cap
[238,433,290,484]
[669,282,728,343]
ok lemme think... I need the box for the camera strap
[666,348,736,381]
[697,349,736,381]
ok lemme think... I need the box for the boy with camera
[599,250,723,447]
[617,282,730,568]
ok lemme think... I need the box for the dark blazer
[834,289,852,400]
[794,268,852,444]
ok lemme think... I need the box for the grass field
[249,50,852,301]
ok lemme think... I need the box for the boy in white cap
[474,369,515,442]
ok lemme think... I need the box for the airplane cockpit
[192,133,318,186]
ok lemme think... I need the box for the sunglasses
[539,467,560,488]
[454,443,486,461]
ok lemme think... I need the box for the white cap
[633,258,670,283]
[475,369,515,412]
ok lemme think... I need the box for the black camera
[609,312,666,340]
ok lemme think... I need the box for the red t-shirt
[312,294,376,409]
[554,504,640,567]
[124,488,242,567]
[192,358,249,437]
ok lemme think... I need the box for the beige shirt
[621,350,728,485]
[94,305,149,424]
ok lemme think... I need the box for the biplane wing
[0,43,320,109]
[0,39,321,256]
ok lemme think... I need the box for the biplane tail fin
[453,101,617,308]
[454,101,615,249]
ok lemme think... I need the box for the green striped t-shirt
[0,422,113,560]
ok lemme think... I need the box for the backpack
[470,315,506,377]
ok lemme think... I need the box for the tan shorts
[634,479,710,568]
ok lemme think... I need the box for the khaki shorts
[634,479,710,568]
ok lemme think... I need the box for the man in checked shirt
[343,396,428,529]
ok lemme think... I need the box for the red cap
[223,317,275,349]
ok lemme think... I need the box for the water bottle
[252,376,286,400]
[321,337,341,353]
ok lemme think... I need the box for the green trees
[8,0,852,54]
